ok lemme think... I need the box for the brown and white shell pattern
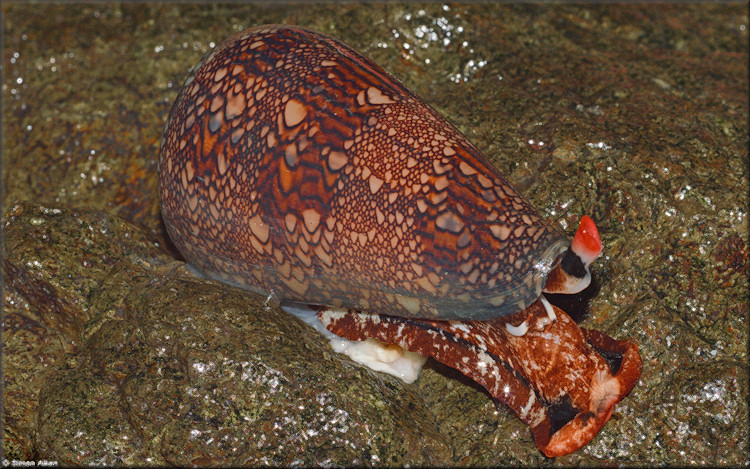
[158,25,568,320]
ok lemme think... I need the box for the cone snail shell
[158,24,570,320]
[158,25,643,458]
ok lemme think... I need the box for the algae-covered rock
[4,202,450,465]
[36,277,449,466]
[2,202,174,459]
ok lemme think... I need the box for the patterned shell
[159,25,568,320]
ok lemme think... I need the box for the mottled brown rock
[2,202,172,460]
[4,202,449,465]
[36,277,450,466]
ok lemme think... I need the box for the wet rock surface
[2,202,174,460]
[3,3,748,466]
[5,203,449,466]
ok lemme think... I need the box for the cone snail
[159,25,642,457]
